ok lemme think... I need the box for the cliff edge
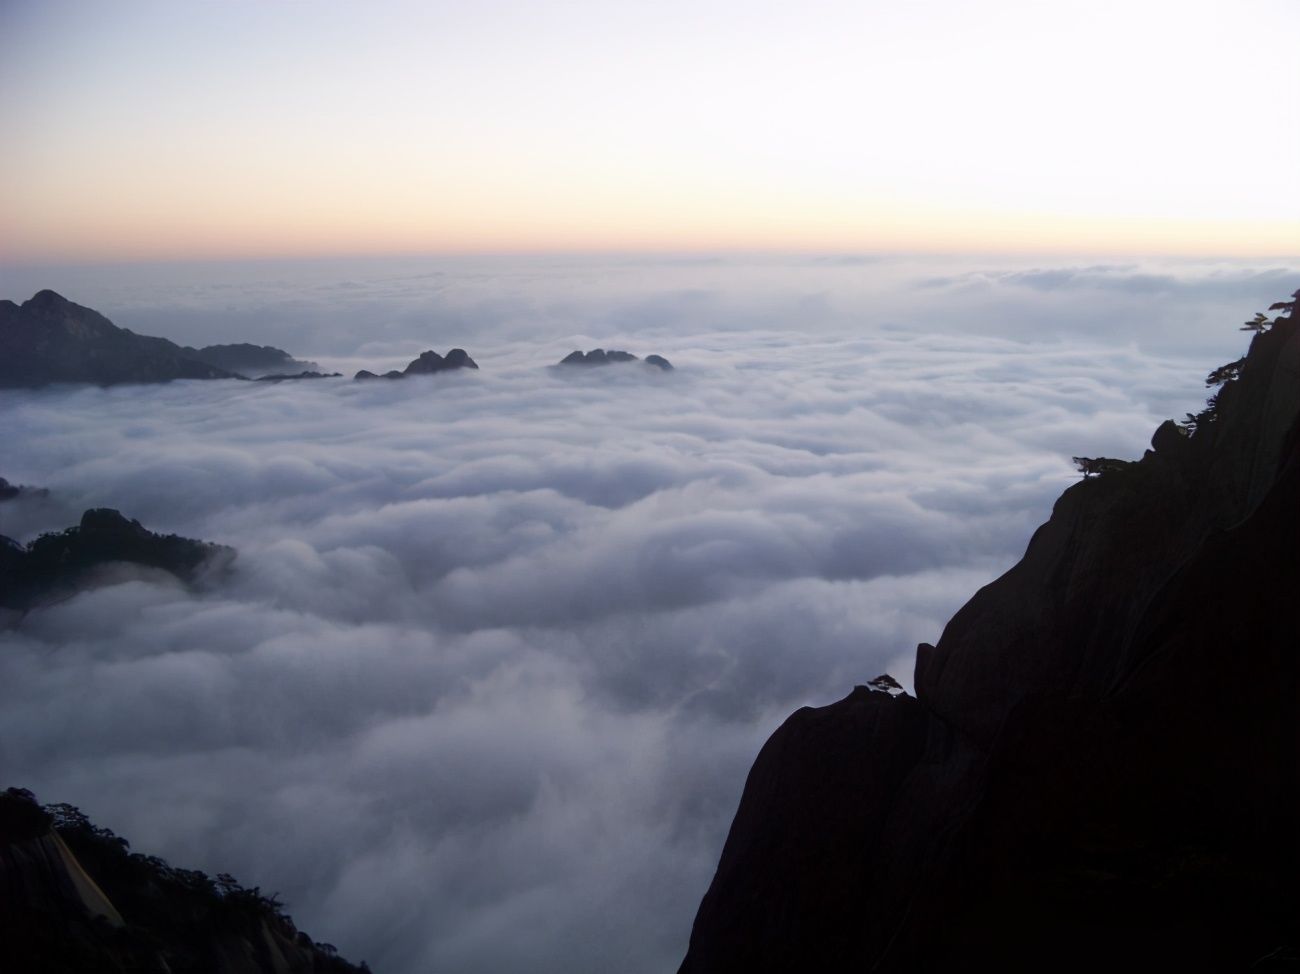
[680,297,1299,972]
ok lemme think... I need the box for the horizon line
[4,244,1300,272]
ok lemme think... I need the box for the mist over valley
[2,255,1292,971]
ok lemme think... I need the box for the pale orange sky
[2,0,1297,263]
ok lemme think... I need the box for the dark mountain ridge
[680,295,1299,971]
[180,342,321,377]
[0,290,317,387]
[2,291,688,386]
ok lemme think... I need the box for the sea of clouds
[0,254,1293,972]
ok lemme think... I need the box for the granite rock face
[681,302,1300,972]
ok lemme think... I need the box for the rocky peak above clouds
[0,507,232,613]
[0,290,319,388]
[557,348,673,370]
[354,347,479,380]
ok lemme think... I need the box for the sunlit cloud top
[2,0,1297,262]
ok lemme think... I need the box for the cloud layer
[0,256,1287,972]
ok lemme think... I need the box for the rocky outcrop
[681,299,1300,972]
[556,348,674,370]
[0,508,232,611]
[182,343,322,377]
[354,347,478,380]
[0,788,367,973]
[406,348,478,374]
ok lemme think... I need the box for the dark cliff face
[919,314,1300,748]
[0,290,239,387]
[0,788,367,973]
[681,303,1299,972]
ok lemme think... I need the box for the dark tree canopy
[1267,288,1298,313]
[1072,457,1133,478]
[1206,357,1246,387]
[867,674,904,695]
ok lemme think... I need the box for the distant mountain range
[0,290,319,387]
[179,342,322,377]
[0,290,678,387]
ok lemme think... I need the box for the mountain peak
[355,348,480,380]
[24,289,72,309]
[1,291,243,386]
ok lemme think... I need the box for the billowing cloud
[916,263,1298,296]
[0,256,1284,972]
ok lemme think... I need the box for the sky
[1,0,1298,262]
[1,256,1296,971]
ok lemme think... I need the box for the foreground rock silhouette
[680,299,1299,972]
[0,788,367,972]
